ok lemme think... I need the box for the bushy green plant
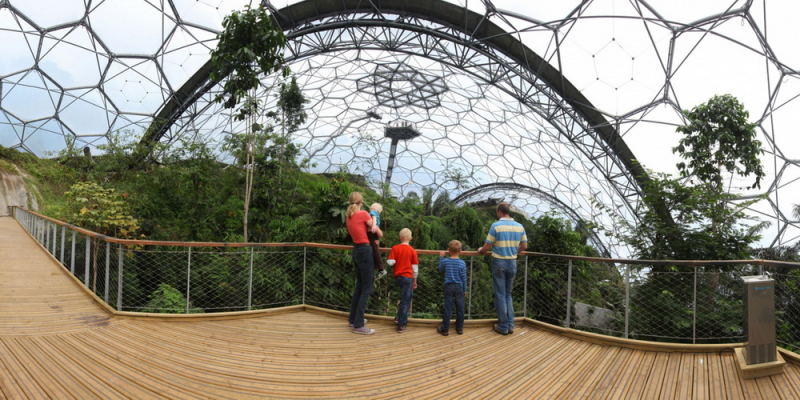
[142,283,203,313]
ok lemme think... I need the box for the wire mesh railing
[12,207,800,351]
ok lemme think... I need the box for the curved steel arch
[453,183,611,257]
[147,0,646,212]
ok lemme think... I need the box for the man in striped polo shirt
[477,202,528,335]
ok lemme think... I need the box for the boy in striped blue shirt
[437,240,468,336]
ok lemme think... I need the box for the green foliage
[209,5,289,120]
[142,283,203,314]
[599,169,765,261]
[674,94,765,190]
[62,181,139,238]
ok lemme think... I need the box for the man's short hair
[399,228,412,240]
[497,202,511,216]
[448,240,462,254]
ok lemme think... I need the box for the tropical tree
[62,182,140,292]
[596,94,768,341]
[675,94,765,191]
[210,5,289,242]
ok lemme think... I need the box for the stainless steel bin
[741,275,776,364]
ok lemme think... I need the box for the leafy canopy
[62,181,139,239]
[674,94,765,190]
[209,5,289,122]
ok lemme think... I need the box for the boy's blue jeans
[395,276,413,326]
[441,282,465,331]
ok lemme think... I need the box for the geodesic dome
[2,0,800,256]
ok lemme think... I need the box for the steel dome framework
[1,0,799,256]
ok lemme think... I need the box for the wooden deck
[2,217,800,399]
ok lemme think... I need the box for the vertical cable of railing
[70,231,76,274]
[186,247,192,314]
[523,255,528,319]
[566,259,573,328]
[624,264,630,339]
[693,265,698,344]
[84,236,90,287]
[302,246,307,305]
[117,245,124,310]
[104,241,110,303]
[248,247,254,310]
[468,256,474,319]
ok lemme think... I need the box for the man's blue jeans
[348,244,374,328]
[395,276,413,326]
[441,282,465,331]
[491,258,517,332]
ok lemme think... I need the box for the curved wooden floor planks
[2,217,800,399]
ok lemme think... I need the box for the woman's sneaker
[352,326,375,335]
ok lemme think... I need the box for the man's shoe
[456,328,464,335]
[493,324,508,335]
[508,327,514,334]
[437,326,449,336]
[352,326,375,335]
[348,318,367,327]
[397,325,405,333]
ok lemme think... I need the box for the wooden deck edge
[521,318,742,353]
[778,347,800,364]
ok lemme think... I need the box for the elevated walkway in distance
[1,216,800,398]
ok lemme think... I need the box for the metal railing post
[117,245,124,310]
[186,247,192,314]
[566,259,573,327]
[60,225,65,264]
[523,255,528,319]
[468,256,474,319]
[84,235,90,287]
[693,265,698,344]
[248,247,254,311]
[104,241,110,303]
[70,231,76,274]
[624,264,630,339]
[302,246,307,305]
[50,223,56,254]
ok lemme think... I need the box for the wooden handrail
[12,206,800,268]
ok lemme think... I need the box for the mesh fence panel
[522,257,569,326]
[767,267,800,353]
[628,266,695,342]
[567,261,626,337]
[250,248,305,310]
[693,265,753,344]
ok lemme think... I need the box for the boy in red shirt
[386,228,418,333]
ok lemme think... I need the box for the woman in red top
[345,192,376,334]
